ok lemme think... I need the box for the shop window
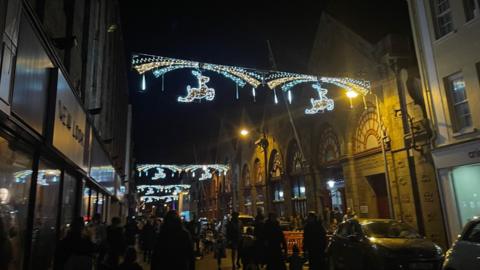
[30,162,61,270]
[431,0,454,38]
[463,0,480,21]
[445,73,472,132]
[451,164,480,226]
[0,136,33,270]
[60,173,77,238]
[81,186,90,222]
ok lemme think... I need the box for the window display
[0,136,33,270]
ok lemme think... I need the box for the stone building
[205,12,447,247]
[407,0,480,244]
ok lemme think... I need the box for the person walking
[287,244,306,270]
[103,217,126,269]
[303,212,327,270]
[56,217,96,270]
[124,217,139,247]
[140,218,155,263]
[263,213,287,270]
[239,227,256,270]
[213,231,227,270]
[226,212,241,269]
[118,247,142,270]
[253,209,266,268]
[151,210,194,270]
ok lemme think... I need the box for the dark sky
[119,0,411,164]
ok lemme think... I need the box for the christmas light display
[178,71,215,102]
[132,53,371,107]
[136,164,230,181]
[305,84,334,114]
[151,167,166,180]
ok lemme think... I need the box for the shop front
[434,139,480,244]
[0,6,126,270]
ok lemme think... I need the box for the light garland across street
[131,53,371,114]
[136,164,230,181]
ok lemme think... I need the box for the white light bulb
[288,90,292,104]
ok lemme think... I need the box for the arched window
[318,125,340,164]
[355,107,382,153]
[253,158,263,185]
[288,141,307,218]
[242,164,250,187]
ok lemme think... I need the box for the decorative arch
[318,125,341,164]
[354,106,382,153]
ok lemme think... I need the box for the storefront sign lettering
[58,100,84,146]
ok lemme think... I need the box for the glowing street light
[346,90,359,98]
[327,180,335,189]
[240,128,249,137]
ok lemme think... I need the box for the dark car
[327,218,444,270]
[442,217,480,270]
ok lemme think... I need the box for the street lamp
[347,90,394,219]
[239,127,270,214]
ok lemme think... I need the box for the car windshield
[362,221,421,239]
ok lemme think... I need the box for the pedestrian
[239,227,256,270]
[151,210,194,270]
[56,217,96,270]
[322,207,331,230]
[213,231,227,270]
[118,247,142,270]
[263,213,287,270]
[103,217,126,269]
[303,212,327,270]
[140,218,155,263]
[87,213,107,268]
[124,217,139,247]
[186,214,201,257]
[226,211,241,269]
[287,244,306,270]
[254,209,266,267]
[343,207,356,222]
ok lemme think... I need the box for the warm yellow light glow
[346,90,359,98]
[240,129,249,137]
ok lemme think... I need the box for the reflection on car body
[443,217,480,270]
[327,218,443,270]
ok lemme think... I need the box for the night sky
[119,0,411,164]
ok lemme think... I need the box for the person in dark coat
[303,212,327,270]
[226,211,241,269]
[118,247,142,270]
[124,217,139,247]
[56,217,96,270]
[263,213,287,270]
[0,216,13,270]
[253,209,266,267]
[151,210,194,270]
[140,219,156,263]
[103,217,126,269]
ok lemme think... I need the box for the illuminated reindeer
[305,83,334,114]
[178,70,215,102]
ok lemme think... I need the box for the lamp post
[347,90,395,219]
[240,128,270,214]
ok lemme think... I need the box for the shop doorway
[366,173,390,218]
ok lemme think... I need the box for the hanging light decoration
[305,84,334,114]
[141,74,146,91]
[252,87,256,102]
[288,90,292,104]
[274,89,278,104]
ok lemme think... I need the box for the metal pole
[262,131,270,214]
[374,94,395,219]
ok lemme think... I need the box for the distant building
[407,0,480,244]
[0,0,131,268]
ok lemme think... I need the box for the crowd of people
[54,206,355,270]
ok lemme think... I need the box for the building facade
[407,0,480,244]
[201,12,447,247]
[0,0,132,269]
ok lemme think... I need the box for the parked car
[443,217,480,270]
[327,218,444,270]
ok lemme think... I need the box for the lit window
[463,0,480,21]
[431,0,454,38]
[445,73,472,131]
